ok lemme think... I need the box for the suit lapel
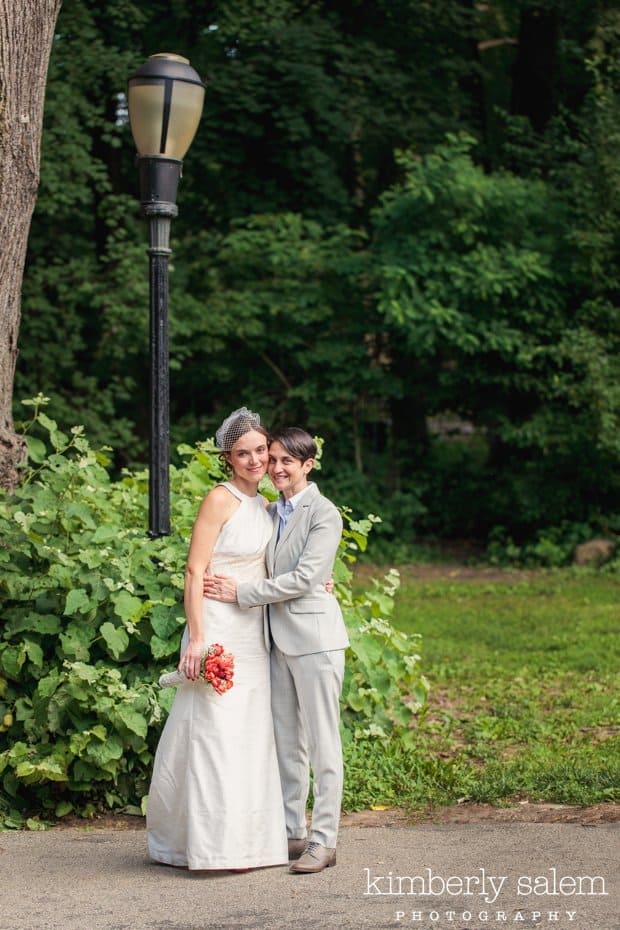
[275,483,319,553]
[266,504,278,575]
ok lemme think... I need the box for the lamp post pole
[128,54,205,538]
[139,158,181,538]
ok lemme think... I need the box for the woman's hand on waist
[204,572,238,603]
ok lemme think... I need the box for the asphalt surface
[2,821,618,930]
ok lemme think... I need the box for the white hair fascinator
[215,407,262,452]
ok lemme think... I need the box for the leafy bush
[0,399,427,827]
[486,521,615,567]
[372,132,620,541]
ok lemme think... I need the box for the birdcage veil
[215,407,262,452]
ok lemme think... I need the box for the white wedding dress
[147,482,288,870]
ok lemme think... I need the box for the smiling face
[268,440,314,499]
[226,429,269,484]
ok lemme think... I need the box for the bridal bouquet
[158,643,235,694]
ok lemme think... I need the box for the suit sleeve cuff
[236,582,256,609]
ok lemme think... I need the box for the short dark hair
[269,427,316,462]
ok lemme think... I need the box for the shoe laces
[305,841,321,857]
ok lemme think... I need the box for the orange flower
[201,643,235,694]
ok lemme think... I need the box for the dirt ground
[355,560,535,585]
[50,800,620,834]
[341,801,620,827]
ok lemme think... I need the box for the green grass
[342,568,620,812]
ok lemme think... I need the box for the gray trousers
[270,644,345,848]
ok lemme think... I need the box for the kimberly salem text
[363,868,608,904]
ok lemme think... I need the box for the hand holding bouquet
[159,643,235,694]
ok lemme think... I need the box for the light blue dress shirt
[276,486,310,542]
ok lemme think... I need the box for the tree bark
[0,0,61,492]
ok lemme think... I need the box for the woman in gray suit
[205,428,349,874]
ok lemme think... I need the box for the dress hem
[149,852,289,870]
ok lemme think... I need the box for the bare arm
[179,486,237,679]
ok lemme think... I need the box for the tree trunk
[0,0,62,492]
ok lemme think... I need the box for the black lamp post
[127,53,205,537]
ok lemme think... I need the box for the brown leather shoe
[288,838,307,861]
[289,841,336,873]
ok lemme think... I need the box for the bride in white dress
[147,408,288,870]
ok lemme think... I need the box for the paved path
[2,822,618,930]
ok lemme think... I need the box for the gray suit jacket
[236,483,350,656]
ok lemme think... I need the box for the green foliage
[0,403,426,827]
[16,0,150,460]
[485,521,612,567]
[372,132,620,536]
[338,558,428,744]
[17,0,478,466]
[11,0,620,547]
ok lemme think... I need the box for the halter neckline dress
[147,482,287,869]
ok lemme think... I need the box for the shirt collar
[276,483,311,518]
